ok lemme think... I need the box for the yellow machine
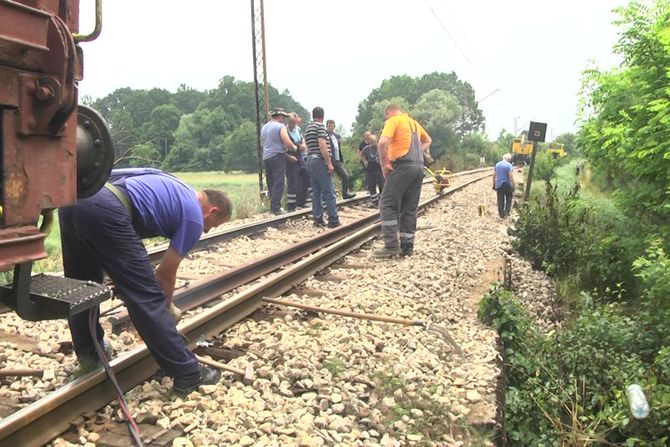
[511,136,533,164]
[547,142,567,159]
[424,167,453,193]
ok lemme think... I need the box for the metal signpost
[524,121,547,201]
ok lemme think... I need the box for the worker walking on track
[493,153,515,218]
[59,168,232,393]
[374,104,432,258]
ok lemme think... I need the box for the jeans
[332,160,351,195]
[264,153,286,213]
[59,188,200,378]
[365,161,385,205]
[306,156,339,224]
[286,155,310,211]
[496,183,514,217]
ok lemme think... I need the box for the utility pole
[514,116,521,135]
[251,0,270,197]
[461,93,467,170]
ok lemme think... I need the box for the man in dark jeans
[326,119,355,199]
[60,168,232,394]
[305,108,341,228]
[493,153,515,218]
[261,108,298,215]
[285,112,310,211]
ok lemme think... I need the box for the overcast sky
[78,0,623,140]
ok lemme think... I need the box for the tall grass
[174,171,264,219]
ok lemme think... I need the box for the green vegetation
[322,356,346,378]
[86,70,511,189]
[485,3,670,444]
[88,77,308,173]
[579,2,670,232]
[173,171,262,219]
[350,72,499,172]
[479,286,670,446]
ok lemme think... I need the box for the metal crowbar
[262,297,465,358]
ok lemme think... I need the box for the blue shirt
[120,171,203,257]
[287,126,303,146]
[261,120,286,160]
[494,160,514,189]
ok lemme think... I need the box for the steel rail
[112,169,492,328]
[146,167,491,263]
[0,172,491,447]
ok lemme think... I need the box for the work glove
[169,303,182,323]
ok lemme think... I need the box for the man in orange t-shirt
[374,104,432,258]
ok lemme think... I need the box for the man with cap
[261,108,298,215]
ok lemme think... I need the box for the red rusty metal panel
[2,108,77,227]
[0,226,47,271]
[0,1,51,51]
[0,67,20,106]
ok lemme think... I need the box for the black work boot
[173,365,221,394]
[372,245,402,258]
[401,242,414,257]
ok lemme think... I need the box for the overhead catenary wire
[421,0,479,78]
[422,0,501,106]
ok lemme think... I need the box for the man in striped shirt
[304,107,340,228]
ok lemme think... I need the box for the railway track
[0,169,494,446]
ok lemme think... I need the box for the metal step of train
[0,273,112,321]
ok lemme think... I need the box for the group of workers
[57,104,432,394]
[261,108,355,220]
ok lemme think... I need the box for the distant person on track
[326,119,355,199]
[493,153,515,218]
[305,107,341,228]
[286,113,310,212]
[59,168,232,394]
[374,104,432,258]
[361,134,384,208]
[261,108,298,215]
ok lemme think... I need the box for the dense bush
[513,180,647,299]
[479,286,670,445]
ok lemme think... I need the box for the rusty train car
[0,0,113,320]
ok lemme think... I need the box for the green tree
[353,71,484,137]
[222,120,258,172]
[554,132,577,155]
[360,96,410,137]
[126,143,162,168]
[173,84,206,114]
[579,1,670,223]
[497,129,514,155]
[411,89,461,159]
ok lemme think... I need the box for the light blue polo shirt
[494,160,514,189]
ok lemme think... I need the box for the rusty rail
[0,172,491,447]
